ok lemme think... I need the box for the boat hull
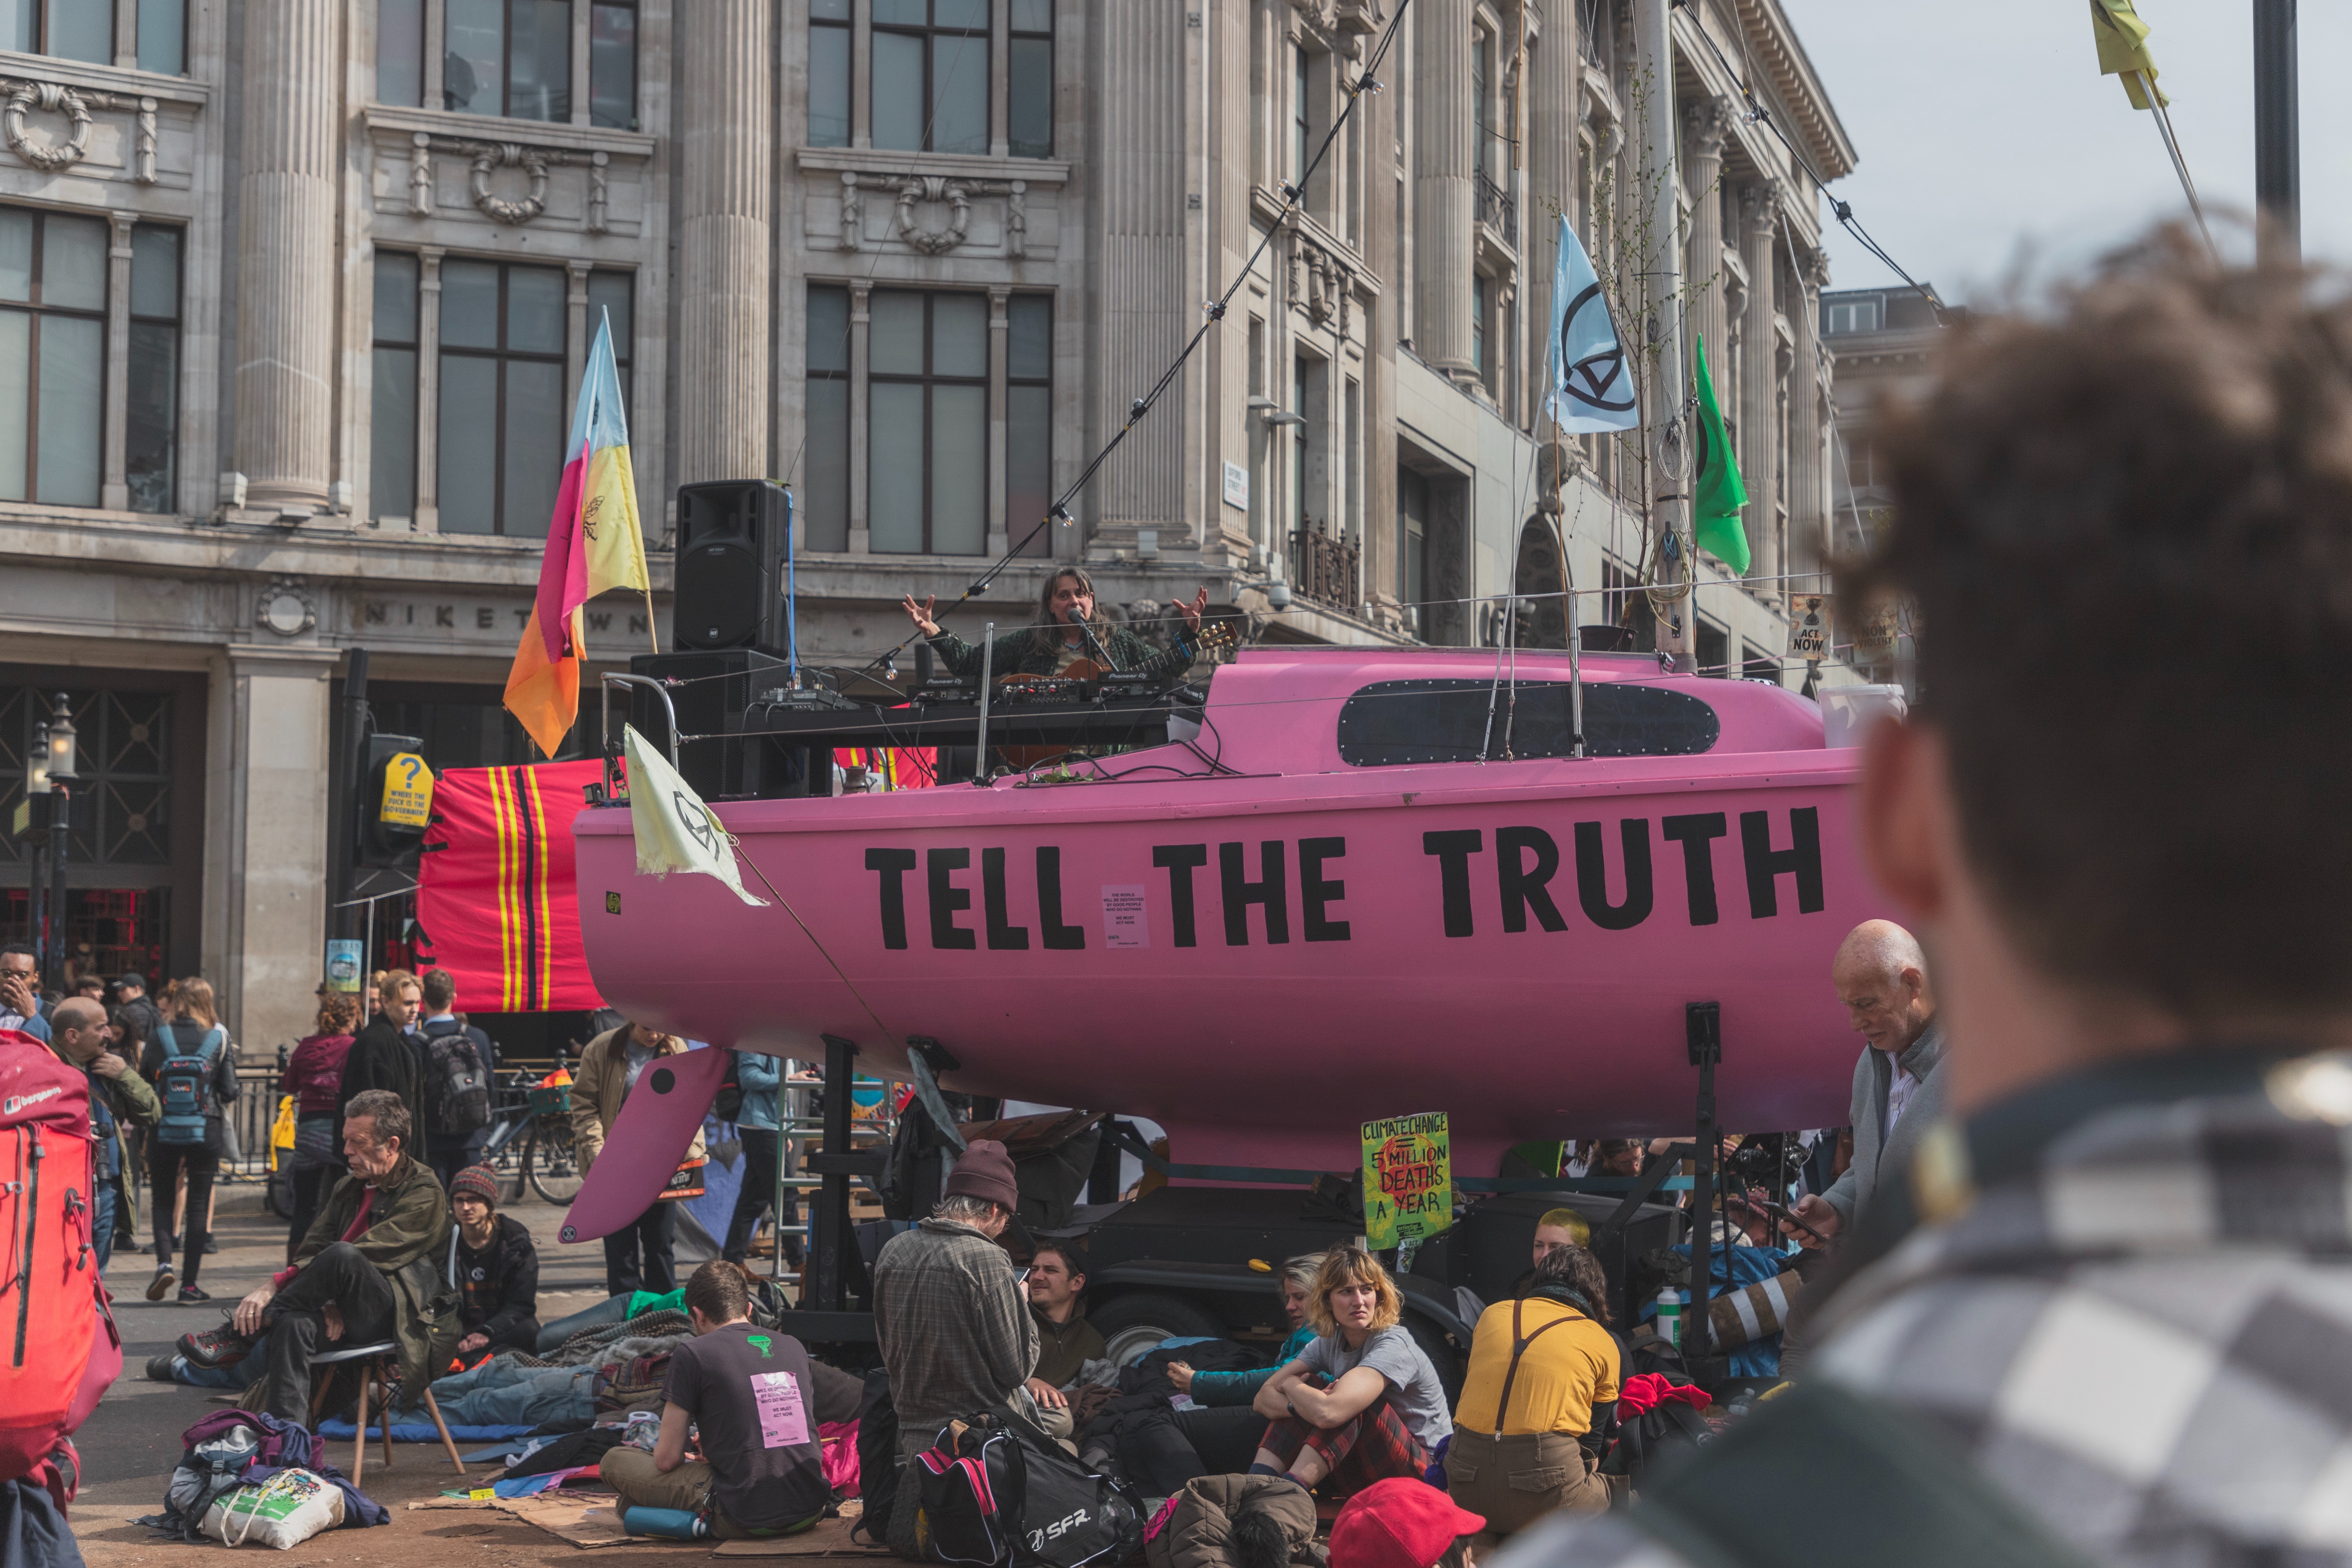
[575,744,1886,1170]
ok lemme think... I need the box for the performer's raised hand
[901,594,941,637]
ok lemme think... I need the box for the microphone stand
[1070,610,1119,672]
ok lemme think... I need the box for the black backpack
[420,1020,492,1138]
[917,1406,1142,1568]
[850,1369,899,1548]
[1601,1393,1714,1492]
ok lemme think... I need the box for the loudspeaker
[627,649,789,799]
[674,480,790,654]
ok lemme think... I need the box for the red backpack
[0,1027,118,1492]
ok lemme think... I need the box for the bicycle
[480,1065,585,1205]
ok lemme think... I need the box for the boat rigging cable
[855,0,1418,678]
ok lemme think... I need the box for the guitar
[992,619,1238,767]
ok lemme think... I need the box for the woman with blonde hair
[1250,1248,1452,1493]
[143,977,239,1303]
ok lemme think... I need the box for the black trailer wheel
[1091,1291,1226,1368]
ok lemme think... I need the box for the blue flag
[1543,216,1638,434]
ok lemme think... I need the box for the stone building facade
[0,0,1851,1049]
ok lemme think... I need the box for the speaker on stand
[674,479,792,657]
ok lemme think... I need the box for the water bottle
[1654,1286,1683,1349]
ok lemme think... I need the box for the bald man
[1782,920,1945,1251]
[46,995,159,1274]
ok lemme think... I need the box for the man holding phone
[0,945,51,1041]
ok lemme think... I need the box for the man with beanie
[447,1164,540,1358]
[874,1138,1066,1559]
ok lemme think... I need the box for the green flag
[1691,334,1750,574]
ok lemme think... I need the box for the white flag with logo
[623,724,767,907]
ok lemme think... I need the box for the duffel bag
[916,1406,1142,1568]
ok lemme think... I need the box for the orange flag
[504,605,584,759]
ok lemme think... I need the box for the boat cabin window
[1336,678,1721,766]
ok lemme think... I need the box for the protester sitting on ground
[1449,1245,1619,1540]
[142,977,239,1303]
[1162,1253,1325,1478]
[572,1019,706,1298]
[874,1138,1061,1558]
[282,992,358,1265]
[1332,1478,1488,1568]
[446,1164,540,1359]
[1026,1241,1106,1396]
[39,995,158,1276]
[1142,1475,1320,1568]
[335,969,425,1161]
[1250,1248,1453,1495]
[1589,1141,1643,1179]
[177,1089,454,1423]
[601,1260,862,1537]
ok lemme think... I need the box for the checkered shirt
[1491,1050,2352,1568]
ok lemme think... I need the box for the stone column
[1528,14,1578,424]
[103,213,132,510]
[210,644,337,1054]
[1413,0,1474,377]
[1788,247,1828,581]
[1739,180,1781,599]
[1680,97,1733,385]
[677,0,772,484]
[232,0,341,511]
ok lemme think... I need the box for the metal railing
[1474,169,1517,244]
[1290,518,1361,612]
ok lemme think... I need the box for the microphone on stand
[1069,605,1119,671]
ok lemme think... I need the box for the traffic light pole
[333,648,371,949]
[2254,0,2299,264]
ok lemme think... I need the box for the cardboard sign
[1790,596,1831,662]
[1361,1112,1453,1249]
[380,752,436,829]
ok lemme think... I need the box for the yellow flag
[576,322,650,597]
[2090,0,2168,110]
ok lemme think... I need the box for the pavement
[64,1193,877,1568]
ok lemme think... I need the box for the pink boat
[573,646,1890,1174]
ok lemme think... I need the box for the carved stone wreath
[468,142,551,225]
[4,81,94,173]
[895,176,972,255]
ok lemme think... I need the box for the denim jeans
[427,1360,599,1429]
[535,1293,635,1353]
[92,1177,116,1276]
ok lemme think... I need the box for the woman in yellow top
[1447,1241,1620,1535]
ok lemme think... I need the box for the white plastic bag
[201,1468,345,1549]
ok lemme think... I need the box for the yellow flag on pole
[2091,0,2168,110]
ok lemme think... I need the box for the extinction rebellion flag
[1542,216,1638,435]
[1691,333,1750,575]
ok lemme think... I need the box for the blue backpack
[155,1023,225,1147]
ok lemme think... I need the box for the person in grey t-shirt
[1251,1248,1452,1493]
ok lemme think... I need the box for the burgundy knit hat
[943,1138,1020,1212]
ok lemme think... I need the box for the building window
[371,253,420,523]
[1007,294,1053,554]
[1398,465,1427,617]
[588,1,637,129]
[1471,28,1490,181]
[586,268,632,414]
[1824,296,1882,335]
[809,0,851,147]
[380,0,426,104]
[445,0,573,121]
[1008,0,1052,159]
[126,226,179,515]
[138,0,184,73]
[438,259,567,536]
[1293,46,1316,199]
[804,285,850,551]
[0,208,105,508]
[1292,357,1311,530]
[1343,376,1360,544]
[872,0,988,156]
[868,289,988,554]
[4,1,109,63]
[1471,273,1488,379]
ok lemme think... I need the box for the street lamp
[38,694,77,991]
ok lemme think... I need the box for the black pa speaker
[674,480,790,654]
[627,649,790,798]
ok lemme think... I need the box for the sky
[1776,0,2352,305]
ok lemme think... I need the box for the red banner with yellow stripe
[416,760,607,1012]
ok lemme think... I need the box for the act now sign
[1361,1111,1452,1249]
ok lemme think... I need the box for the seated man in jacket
[604,1260,863,1538]
[446,1165,540,1358]
[178,1089,455,1421]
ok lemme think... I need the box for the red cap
[1328,1478,1486,1568]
